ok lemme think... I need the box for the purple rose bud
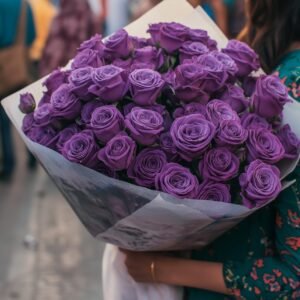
[221,40,260,78]
[125,107,164,146]
[28,125,57,149]
[246,128,285,164]
[159,132,178,160]
[173,63,209,104]
[97,133,136,171]
[90,105,124,144]
[179,41,209,63]
[215,120,248,149]
[219,85,249,114]
[276,124,300,159]
[62,130,100,169]
[198,180,231,203]
[72,49,103,69]
[69,67,93,100]
[133,46,165,70]
[195,54,228,93]
[240,112,272,130]
[78,34,105,53]
[34,104,52,127]
[187,29,217,50]
[56,124,80,153]
[170,114,216,161]
[50,84,82,120]
[239,160,281,208]
[19,93,36,114]
[242,76,257,97]
[22,112,35,134]
[147,23,163,45]
[89,65,128,103]
[42,69,70,94]
[211,51,238,80]
[155,163,199,199]
[79,100,104,127]
[128,148,167,188]
[199,147,240,182]
[206,100,240,127]
[158,22,189,53]
[251,75,290,119]
[104,29,133,60]
[129,68,165,106]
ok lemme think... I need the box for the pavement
[0,132,105,300]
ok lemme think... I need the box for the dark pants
[0,104,15,175]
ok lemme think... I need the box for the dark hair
[240,0,300,73]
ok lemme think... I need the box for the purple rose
[206,100,240,127]
[215,120,248,149]
[211,51,238,80]
[251,75,290,119]
[240,112,272,130]
[199,147,240,182]
[128,148,167,188]
[221,40,260,78]
[90,105,124,144]
[158,22,189,53]
[187,29,217,50]
[104,29,132,60]
[246,128,285,164]
[242,76,257,97]
[112,58,133,70]
[34,104,52,127]
[133,46,165,70]
[239,160,281,208]
[72,49,103,69]
[38,92,51,107]
[22,113,35,134]
[276,124,300,159]
[131,36,150,49]
[62,130,100,169]
[19,93,36,114]
[79,100,104,126]
[69,67,93,100]
[78,34,105,53]
[42,69,70,94]
[179,41,209,63]
[170,114,216,161]
[219,85,249,114]
[129,69,165,106]
[173,103,206,119]
[159,132,178,160]
[56,124,80,153]
[97,133,136,171]
[28,125,57,149]
[195,54,228,93]
[147,23,163,45]
[198,180,231,202]
[155,163,199,199]
[50,84,82,120]
[125,107,164,146]
[173,63,209,104]
[89,65,128,103]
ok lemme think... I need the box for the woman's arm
[122,250,230,295]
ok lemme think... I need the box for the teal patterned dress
[187,50,300,300]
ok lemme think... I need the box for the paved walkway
[0,134,105,300]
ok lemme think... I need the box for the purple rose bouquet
[19,21,298,213]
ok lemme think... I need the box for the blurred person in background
[0,0,36,180]
[224,0,245,38]
[106,0,129,35]
[123,0,300,299]
[130,0,162,20]
[39,0,97,76]
[29,0,57,78]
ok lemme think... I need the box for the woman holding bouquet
[123,0,300,299]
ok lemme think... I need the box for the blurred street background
[0,0,246,299]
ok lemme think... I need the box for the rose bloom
[199,147,240,182]
[240,112,272,130]
[69,67,93,100]
[127,148,167,188]
[125,107,164,146]
[251,75,290,119]
[56,124,80,153]
[239,160,282,208]
[97,133,136,171]
[198,180,231,202]
[170,114,216,161]
[155,163,199,199]
[179,41,209,63]
[43,68,70,94]
[72,49,103,69]
[246,128,285,164]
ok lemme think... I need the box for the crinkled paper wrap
[2,0,299,251]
